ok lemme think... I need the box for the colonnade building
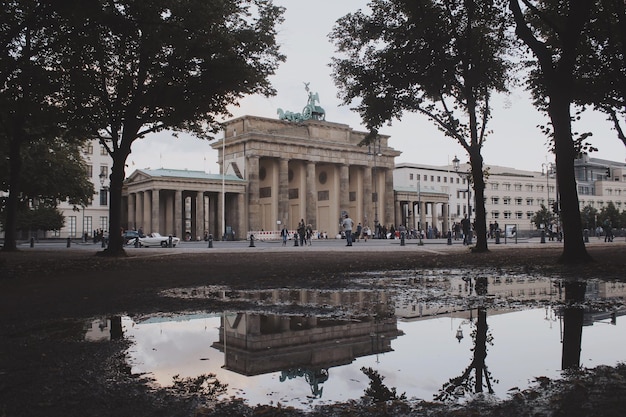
[120,115,401,240]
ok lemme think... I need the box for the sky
[128,0,625,177]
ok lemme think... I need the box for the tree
[330,0,514,252]
[0,0,86,251]
[509,0,594,263]
[579,204,598,230]
[573,0,626,147]
[62,0,285,255]
[597,201,620,228]
[531,203,553,229]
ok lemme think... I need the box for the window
[86,164,93,177]
[68,216,77,237]
[100,145,107,156]
[318,190,329,201]
[526,184,533,192]
[491,197,499,205]
[349,191,356,201]
[100,165,108,177]
[430,175,434,181]
[99,216,108,231]
[504,211,511,219]
[289,189,299,199]
[515,197,523,205]
[514,184,522,191]
[259,187,271,198]
[503,197,511,205]
[526,198,534,205]
[504,183,511,191]
[492,211,500,219]
[491,183,499,190]
[537,185,544,192]
[437,176,441,182]
[409,173,413,180]
[100,189,108,206]
[526,211,534,219]
[515,211,523,219]
[85,143,93,154]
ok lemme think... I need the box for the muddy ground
[1,244,626,416]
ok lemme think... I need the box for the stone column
[278,158,289,226]
[384,168,395,227]
[306,161,317,228]
[174,190,182,238]
[237,193,246,236]
[394,200,402,228]
[137,191,144,231]
[143,191,151,232]
[248,155,260,231]
[419,200,426,233]
[442,202,449,233]
[339,164,349,215]
[362,166,372,228]
[151,189,160,233]
[431,203,438,234]
[217,191,224,240]
[128,193,136,230]
[195,191,204,240]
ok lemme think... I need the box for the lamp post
[369,139,382,238]
[98,172,110,247]
[542,161,558,240]
[453,156,471,244]
[417,177,423,245]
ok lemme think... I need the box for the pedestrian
[461,214,471,245]
[280,225,289,246]
[355,223,362,243]
[297,219,306,247]
[342,214,354,246]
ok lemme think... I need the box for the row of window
[410,173,464,184]
[83,143,108,156]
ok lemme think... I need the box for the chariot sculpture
[277,82,326,122]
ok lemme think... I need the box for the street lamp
[368,138,382,238]
[453,155,472,244]
[541,161,558,240]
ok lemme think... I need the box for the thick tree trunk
[549,95,593,264]
[470,147,488,252]
[97,141,132,257]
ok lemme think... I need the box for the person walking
[342,214,354,246]
[280,225,289,246]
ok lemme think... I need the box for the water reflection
[85,274,626,409]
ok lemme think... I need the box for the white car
[138,233,180,248]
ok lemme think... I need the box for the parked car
[138,232,180,248]
[122,230,140,246]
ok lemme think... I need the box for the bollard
[101,237,106,248]
[249,234,256,247]
[168,235,173,248]
[208,234,213,248]
[495,230,501,244]
[30,237,35,248]
[67,237,71,248]
[294,235,299,246]
[540,229,546,244]
[400,232,405,246]
[447,231,452,245]
[135,237,140,248]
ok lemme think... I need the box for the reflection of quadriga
[277,82,326,122]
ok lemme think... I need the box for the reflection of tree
[279,368,329,398]
[436,277,497,401]
[561,280,587,370]
[361,367,406,403]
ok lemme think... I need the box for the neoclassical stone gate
[214,115,401,236]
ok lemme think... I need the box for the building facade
[394,156,626,235]
[213,115,400,237]
[56,139,112,239]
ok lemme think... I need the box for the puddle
[85,273,626,409]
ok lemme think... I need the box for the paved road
[13,235,624,254]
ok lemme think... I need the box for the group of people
[280,219,315,246]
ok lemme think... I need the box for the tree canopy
[60,0,286,254]
[330,0,514,252]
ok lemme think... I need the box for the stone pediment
[125,169,153,184]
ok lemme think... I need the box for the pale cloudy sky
[129,0,625,177]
